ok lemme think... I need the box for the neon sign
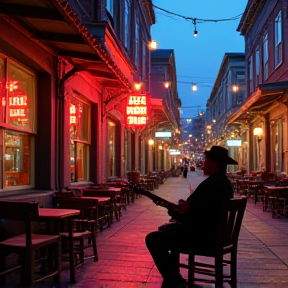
[126,94,147,126]
[70,104,77,125]
[8,95,29,118]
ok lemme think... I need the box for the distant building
[206,53,246,172]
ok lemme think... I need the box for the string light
[148,40,158,50]
[152,3,243,36]
[193,18,198,36]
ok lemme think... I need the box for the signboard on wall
[155,131,172,138]
[226,139,242,147]
[125,93,148,127]
[169,149,181,155]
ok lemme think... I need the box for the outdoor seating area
[0,169,174,286]
[228,171,288,219]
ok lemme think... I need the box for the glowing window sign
[226,139,242,147]
[126,94,147,126]
[70,104,77,125]
[155,131,172,138]
[8,95,29,118]
[169,149,181,155]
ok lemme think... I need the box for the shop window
[4,131,30,187]
[107,120,115,177]
[4,61,35,132]
[69,96,90,182]
[0,55,35,189]
[70,141,89,182]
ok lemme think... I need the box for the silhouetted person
[182,165,188,178]
[145,146,238,288]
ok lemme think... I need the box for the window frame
[69,95,91,183]
[263,30,268,80]
[274,10,282,68]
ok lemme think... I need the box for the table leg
[68,218,76,283]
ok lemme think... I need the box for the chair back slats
[55,197,98,221]
[0,201,39,221]
[0,201,39,247]
[223,197,247,247]
[82,189,116,198]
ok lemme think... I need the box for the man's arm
[167,200,191,220]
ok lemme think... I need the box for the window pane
[69,97,90,142]
[107,120,115,177]
[70,141,75,182]
[106,0,113,15]
[4,131,30,187]
[76,142,89,181]
[0,56,5,123]
[6,62,35,131]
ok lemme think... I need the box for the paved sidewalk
[4,170,288,288]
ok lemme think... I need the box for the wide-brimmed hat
[204,146,238,165]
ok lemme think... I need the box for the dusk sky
[151,0,248,119]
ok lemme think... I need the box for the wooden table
[39,208,80,283]
[263,186,288,217]
[81,196,111,202]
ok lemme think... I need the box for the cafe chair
[171,196,247,288]
[54,197,98,267]
[0,201,61,287]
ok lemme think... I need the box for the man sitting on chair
[145,146,238,288]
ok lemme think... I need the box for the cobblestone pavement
[2,170,288,288]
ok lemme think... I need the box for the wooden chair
[171,196,247,288]
[0,201,61,287]
[54,197,98,267]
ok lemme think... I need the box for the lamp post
[253,127,263,171]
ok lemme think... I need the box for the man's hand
[178,200,191,213]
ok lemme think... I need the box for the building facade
[206,53,246,172]
[149,49,182,172]
[0,0,157,203]
[228,0,288,175]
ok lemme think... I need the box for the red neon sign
[9,94,29,118]
[70,104,77,125]
[126,94,147,126]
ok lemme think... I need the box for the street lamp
[253,127,263,171]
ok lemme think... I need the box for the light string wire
[152,3,243,24]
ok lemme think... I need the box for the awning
[227,81,288,125]
[0,0,134,89]
[147,98,180,131]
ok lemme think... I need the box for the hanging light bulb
[164,81,170,89]
[192,83,197,91]
[193,18,198,37]
[148,40,158,50]
[134,82,142,91]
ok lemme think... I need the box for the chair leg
[215,256,223,287]
[230,249,237,287]
[22,249,34,286]
[90,224,98,262]
[188,254,195,285]
[53,241,61,284]
[0,253,6,285]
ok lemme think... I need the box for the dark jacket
[181,170,234,243]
